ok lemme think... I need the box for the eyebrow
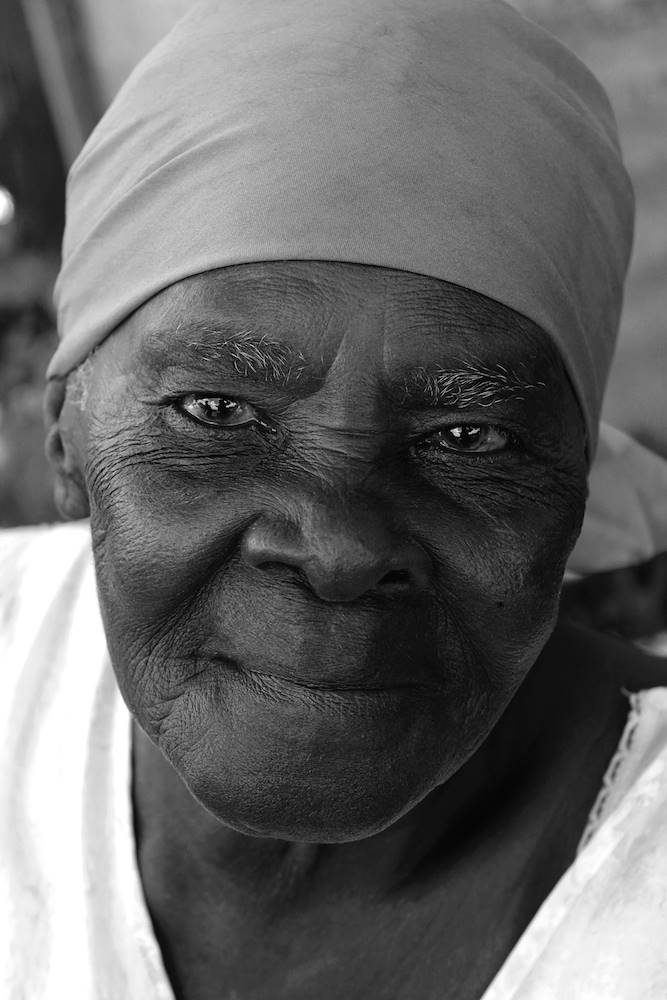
[154,325,312,387]
[152,323,547,407]
[393,361,547,409]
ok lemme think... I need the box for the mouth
[193,652,431,697]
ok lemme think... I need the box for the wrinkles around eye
[413,424,523,462]
[156,391,556,474]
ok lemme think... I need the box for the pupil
[202,398,235,418]
[451,426,480,445]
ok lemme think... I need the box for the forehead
[123,259,563,380]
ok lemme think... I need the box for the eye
[422,424,512,454]
[178,394,262,428]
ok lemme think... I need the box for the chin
[179,763,433,843]
[164,708,469,844]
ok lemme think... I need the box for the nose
[241,497,433,603]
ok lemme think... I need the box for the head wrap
[49,0,634,457]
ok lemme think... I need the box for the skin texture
[46,260,638,998]
[51,259,588,836]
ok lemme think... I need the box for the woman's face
[62,260,588,841]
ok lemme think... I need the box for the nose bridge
[297,382,387,476]
[299,428,384,501]
[300,484,393,563]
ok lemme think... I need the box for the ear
[43,377,90,520]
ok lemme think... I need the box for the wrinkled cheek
[87,479,241,628]
[87,522,191,722]
[519,497,585,602]
[436,525,573,696]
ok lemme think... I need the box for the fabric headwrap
[50,0,634,458]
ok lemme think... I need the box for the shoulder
[0,520,93,643]
[0,519,105,776]
[0,519,91,576]
[550,620,667,693]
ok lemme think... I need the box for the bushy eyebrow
[187,331,310,385]
[152,322,547,407]
[393,361,547,409]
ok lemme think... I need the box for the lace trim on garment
[576,688,642,853]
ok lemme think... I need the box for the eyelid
[147,380,297,412]
[416,421,523,457]
[167,394,281,440]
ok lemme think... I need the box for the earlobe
[43,377,90,521]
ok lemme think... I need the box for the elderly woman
[2,0,667,997]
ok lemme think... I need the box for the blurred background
[0,0,666,633]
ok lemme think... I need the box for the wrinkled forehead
[119,260,565,385]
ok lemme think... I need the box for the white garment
[2,522,667,1000]
[566,423,667,579]
[0,523,171,1000]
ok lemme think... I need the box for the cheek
[424,463,587,684]
[85,433,258,722]
[87,431,257,609]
